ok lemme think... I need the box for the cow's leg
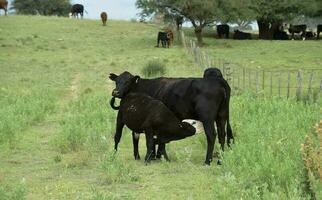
[156,143,169,161]
[216,117,226,151]
[132,131,140,160]
[144,131,154,163]
[201,119,216,165]
[114,112,124,151]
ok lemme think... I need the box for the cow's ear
[134,75,140,83]
[109,73,118,81]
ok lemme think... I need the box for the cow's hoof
[217,159,222,165]
[134,155,140,160]
[204,160,211,166]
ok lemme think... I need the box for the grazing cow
[233,30,251,40]
[70,4,84,19]
[317,25,322,39]
[109,70,230,165]
[217,24,229,39]
[112,93,196,163]
[273,30,289,40]
[100,12,107,26]
[0,0,8,16]
[288,24,306,40]
[156,31,171,48]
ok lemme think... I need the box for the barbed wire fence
[179,30,322,102]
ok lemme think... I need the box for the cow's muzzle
[112,90,121,97]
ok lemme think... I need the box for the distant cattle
[217,24,229,39]
[100,12,107,26]
[0,0,8,16]
[233,30,251,40]
[317,25,322,39]
[301,31,315,40]
[273,30,289,40]
[70,4,84,19]
[109,70,231,165]
[288,24,307,40]
[156,31,173,48]
[111,93,196,163]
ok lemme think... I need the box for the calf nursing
[110,84,196,163]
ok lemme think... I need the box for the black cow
[70,4,84,19]
[0,0,8,16]
[109,71,231,165]
[288,24,307,40]
[233,30,251,40]
[156,32,170,48]
[203,68,233,150]
[317,25,322,39]
[273,30,289,40]
[217,24,229,39]
[112,93,196,163]
[301,31,315,40]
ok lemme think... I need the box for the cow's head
[179,121,196,136]
[203,67,223,79]
[109,71,140,98]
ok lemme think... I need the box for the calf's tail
[109,97,120,110]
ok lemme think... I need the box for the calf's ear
[109,73,118,81]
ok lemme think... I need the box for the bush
[301,120,322,199]
[141,59,166,78]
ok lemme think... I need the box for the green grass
[184,28,322,70]
[0,15,321,199]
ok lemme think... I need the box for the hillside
[0,16,321,199]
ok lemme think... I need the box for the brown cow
[100,12,107,26]
[0,0,8,16]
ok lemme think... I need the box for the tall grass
[141,59,167,78]
[55,91,113,153]
[215,93,321,199]
[0,88,56,148]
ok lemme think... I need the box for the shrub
[141,59,166,78]
[301,120,322,199]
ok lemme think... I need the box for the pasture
[0,16,321,199]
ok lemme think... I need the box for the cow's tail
[110,97,120,110]
[84,10,88,14]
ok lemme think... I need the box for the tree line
[136,0,322,44]
[12,0,71,16]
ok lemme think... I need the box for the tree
[227,0,319,39]
[136,0,222,45]
[12,0,71,16]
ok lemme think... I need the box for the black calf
[112,93,196,163]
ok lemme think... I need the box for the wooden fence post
[256,70,259,93]
[262,70,265,92]
[296,70,302,101]
[287,72,291,98]
[270,71,273,96]
[243,67,246,90]
[248,69,251,89]
[278,73,281,97]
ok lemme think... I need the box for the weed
[141,59,166,78]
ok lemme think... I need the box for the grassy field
[185,28,322,70]
[0,16,321,199]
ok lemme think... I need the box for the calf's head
[109,71,140,98]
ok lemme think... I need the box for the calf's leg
[144,130,154,163]
[132,131,140,160]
